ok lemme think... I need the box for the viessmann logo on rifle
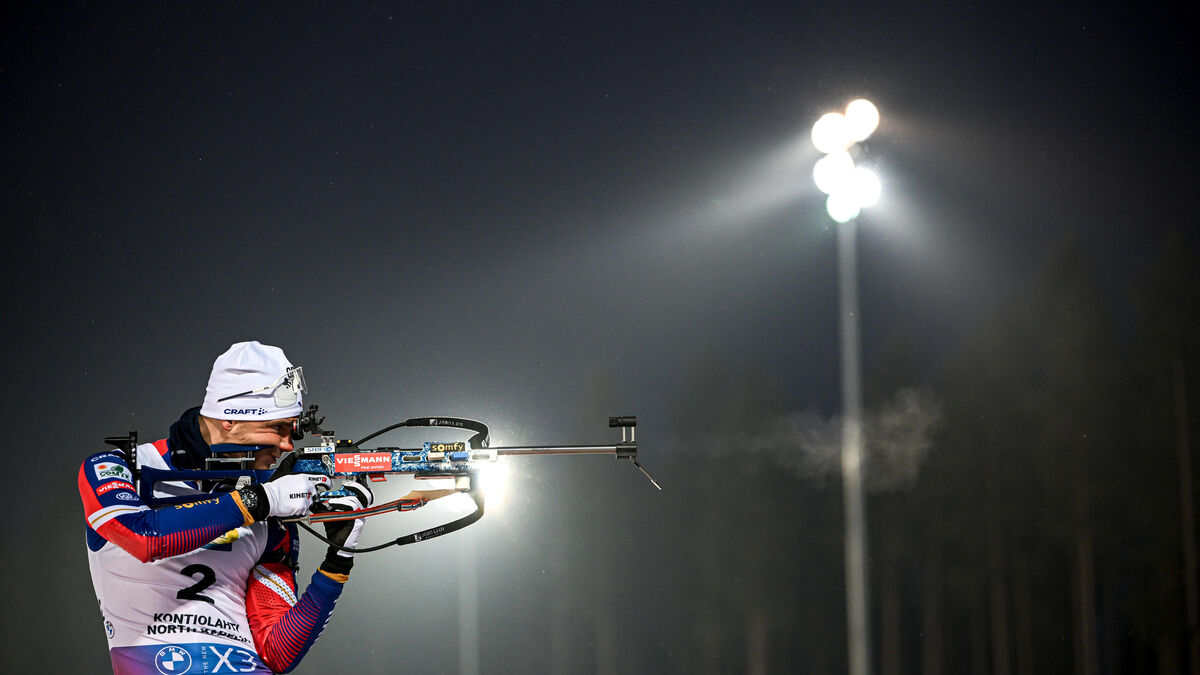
[334,453,393,473]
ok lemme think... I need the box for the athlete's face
[222,418,297,469]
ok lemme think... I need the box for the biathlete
[79,341,369,674]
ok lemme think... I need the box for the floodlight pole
[838,216,871,675]
[813,98,877,675]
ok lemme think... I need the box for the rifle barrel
[492,444,623,456]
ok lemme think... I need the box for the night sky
[3,3,1197,673]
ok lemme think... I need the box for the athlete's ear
[222,420,236,432]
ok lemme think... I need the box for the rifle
[279,406,659,551]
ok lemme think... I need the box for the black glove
[318,481,373,576]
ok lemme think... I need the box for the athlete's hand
[237,473,330,521]
[322,480,373,514]
[319,480,373,575]
[262,473,331,517]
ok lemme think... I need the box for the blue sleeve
[79,451,253,562]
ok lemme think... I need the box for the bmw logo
[155,645,192,674]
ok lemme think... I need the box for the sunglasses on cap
[216,366,307,408]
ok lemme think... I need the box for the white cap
[199,341,303,420]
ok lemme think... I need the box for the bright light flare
[812,112,852,154]
[844,99,879,142]
[849,167,881,207]
[435,461,509,515]
[813,151,855,195]
[826,192,861,223]
[439,490,480,515]
[476,461,509,511]
[812,99,879,154]
[812,99,881,222]
[822,167,881,223]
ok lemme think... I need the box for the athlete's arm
[245,524,348,673]
[79,451,256,562]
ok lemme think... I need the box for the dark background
[3,2,1197,673]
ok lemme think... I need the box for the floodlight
[826,192,861,223]
[845,99,879,142]
[812,112,852,154]
[813,151,856,195]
